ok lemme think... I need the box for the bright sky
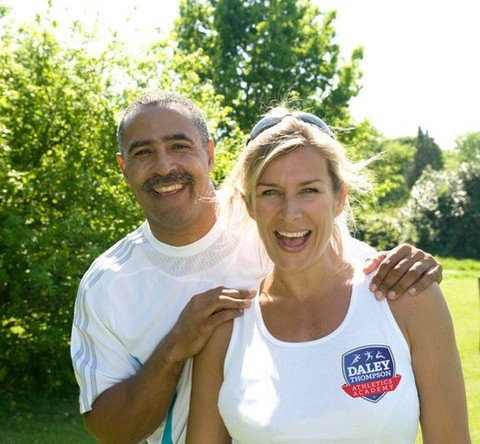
[7,0,480,149]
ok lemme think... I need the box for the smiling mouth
[142,172,194,196]
[276,230,310,238]
[153,183,185,194]
[275,230,311,248]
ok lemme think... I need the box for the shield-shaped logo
[341,345,402,402]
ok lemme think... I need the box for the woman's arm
[389,283,470,443]
[186,320,233,444]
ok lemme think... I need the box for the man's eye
[133,148,151,156]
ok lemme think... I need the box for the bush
[0,10,242,394]
[0,14,140,394]
[399,163,480,259]
[352,212,402,252]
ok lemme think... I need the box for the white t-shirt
[219,269,420,443]
[71,218,374,443]
[71,220,265,442]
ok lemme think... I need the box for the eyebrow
[256,179,325,187]
[125,132,196,154]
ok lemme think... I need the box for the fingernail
[387,290,396,299]
[409,288,416,295]
[375,291,384,300]
[370,284,377,292]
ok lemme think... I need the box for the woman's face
[249,145,345,273]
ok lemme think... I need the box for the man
[71,91,441,443]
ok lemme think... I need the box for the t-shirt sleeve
[70,278,140,413]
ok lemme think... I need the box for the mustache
[141,172,194,193]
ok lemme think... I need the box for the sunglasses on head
[246,111,334,145]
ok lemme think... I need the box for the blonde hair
[219,107,373,258]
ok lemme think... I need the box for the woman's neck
[263,250,353,303]
[258,250,355,342]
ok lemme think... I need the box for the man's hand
[168,287,255,362]
[83,286,254,444]
[363,244,443,300]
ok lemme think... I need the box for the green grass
[1,257,479,443]
[0,391,95,444]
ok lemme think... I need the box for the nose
[151,148,176,176]
[280,195,302,222]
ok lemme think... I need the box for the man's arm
[83,333,185,444]
[363,244,442,300]
[81,287,253,444]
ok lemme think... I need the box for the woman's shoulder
[198,318,235,374]
[387,282,446,346]
[389,282,443,316]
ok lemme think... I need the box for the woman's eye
[172,143,190,151]
[302,188,319,194]
[261,189,279,196]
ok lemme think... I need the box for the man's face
[117,106,216,246]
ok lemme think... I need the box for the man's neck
[148,199,219,247]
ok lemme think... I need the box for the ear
[116,152,129,182]
[335,183,348,217]
[206,139,215,172]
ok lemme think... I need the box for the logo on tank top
[341,345,402,402]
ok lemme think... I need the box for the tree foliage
[408,127,443,187]
[0,12,138,392]
[374,139,416,208]
[0,4,243,393]
[454,130,480,163]
[1,0,478,396]
[400,163,480,258]
[119,36,246,185]
[174,0,364,132]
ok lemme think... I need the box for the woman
[186,108,470,443]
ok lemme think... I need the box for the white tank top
[218,268,420,443]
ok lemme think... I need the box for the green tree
[0,11,137,393]
[123,35,246,185]
[373,139,416,208]
[454,130,480,163]
[173,0,363,132]
[0,5,245,393]
[400,164,480,259]
[408,127,443,187]
[443,130,480,170]
[349,135,414,252]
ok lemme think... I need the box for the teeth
[154,184,184,193]
[277,230,309,238]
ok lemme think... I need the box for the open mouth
[152,183,185,195]
[142,173,194,196]
[275,230,311,249]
